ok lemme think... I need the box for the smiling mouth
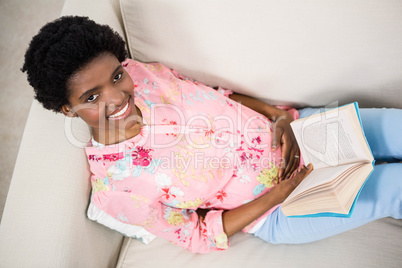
[108,97,131,120]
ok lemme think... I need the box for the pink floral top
[85,59,298,253]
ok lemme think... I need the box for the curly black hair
[22,16,128,113]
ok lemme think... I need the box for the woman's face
[62,53,142,144]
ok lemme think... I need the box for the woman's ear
[61,105,78,117]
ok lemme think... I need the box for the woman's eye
[114,73,123,82]
[87,94,99,102]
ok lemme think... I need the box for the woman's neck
[92,122,144,145]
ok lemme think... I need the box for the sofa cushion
[120,0,402,108]
[117,217,402,267]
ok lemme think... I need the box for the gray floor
[0,0,65,221]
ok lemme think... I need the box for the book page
[291,104,372,169]
[282,162,373,216]
[283,163,355,203]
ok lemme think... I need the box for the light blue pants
[254,107,402,244]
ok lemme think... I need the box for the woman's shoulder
[122,58,172,75]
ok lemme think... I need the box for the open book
[281,103,374,217]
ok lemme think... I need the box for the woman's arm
[221,164,313,236]
[228,92,300,180]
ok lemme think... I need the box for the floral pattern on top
[86,59,299,253]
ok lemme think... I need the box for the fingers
[290,148,301,177]
[271,125,282,151]
[293,164,313,184]
[282,146,299,180]
[272,126,285,178]
[301,163,313,176]
[278,140,290,180]
[278,137,300,181]
[271,118,300,181]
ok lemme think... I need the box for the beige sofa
[1,0,401,267]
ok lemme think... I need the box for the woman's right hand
[272,164,314,203]
[221,164,313,237]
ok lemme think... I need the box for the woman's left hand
[271,111,300,181]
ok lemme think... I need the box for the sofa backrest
[120,0,402,108]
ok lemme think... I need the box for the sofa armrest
[0,101,124,267]
[0,1,128,266]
